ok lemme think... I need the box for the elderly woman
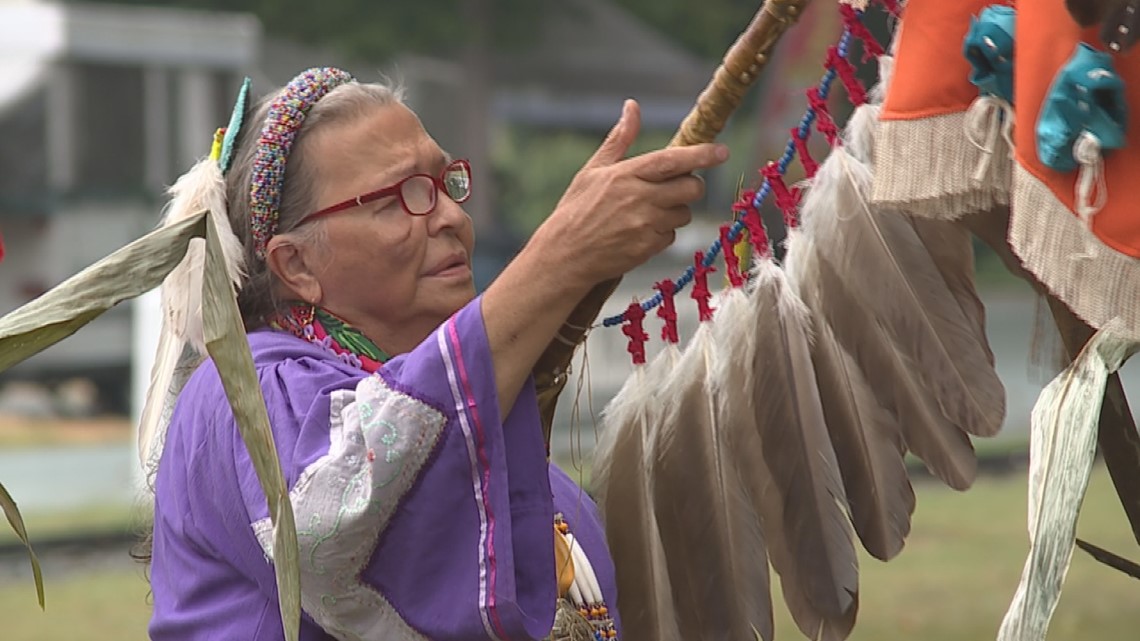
[146,67,727,640]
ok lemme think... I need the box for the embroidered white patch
[252,374,445,641]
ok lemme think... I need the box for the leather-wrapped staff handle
[534,0,815,450]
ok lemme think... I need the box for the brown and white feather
[710,288,855,641]
[594,349,682,641]
[652,321,774,641]
[806,149,1005,438]
[909,218,994,363]
[785,230,915,562]
[748,259,859,619]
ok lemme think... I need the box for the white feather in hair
[137,157,246,476]
[161,158,247,352]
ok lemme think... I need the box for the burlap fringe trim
[871,113,1011,220]
[1009,162,1140,341]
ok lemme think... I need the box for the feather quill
[593,347,682,641]
[785,231,914,562]
[137,157,246,476]
[651,314,774,641]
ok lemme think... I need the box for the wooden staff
[671,0,808,147]
[534,0,815,447]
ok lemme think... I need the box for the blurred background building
[0,1,258,415]
[0,0,737,416]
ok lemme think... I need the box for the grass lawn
[0,503,144,546]
[2,466,1137,640]
[2,569,151,640]
[0,417,130,449]
[819,465,1140,640]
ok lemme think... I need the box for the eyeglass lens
[444,164,471,201]
[402,176,437,215]
[401,163,471,215]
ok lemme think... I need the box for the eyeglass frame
[296,158,472,226]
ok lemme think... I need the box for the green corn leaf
[202,220,300,641]
[0,214,204,371]
[0,210,299,638]
[0,481,44,609]
[0,213,208,608]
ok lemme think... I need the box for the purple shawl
[149,297,620,640]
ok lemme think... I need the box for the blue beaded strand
[602,25,859,328]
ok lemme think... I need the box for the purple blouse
[149,297,620,640]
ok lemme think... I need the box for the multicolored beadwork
[555,513,619,641]
[249,67,356,258]
[219,77,253,175]
[271,303,389,373]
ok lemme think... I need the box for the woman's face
[292,102,476,351]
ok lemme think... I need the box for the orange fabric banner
[881,0,999,121]
[1015,0,1140,258]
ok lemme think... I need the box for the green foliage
[491,126,674,234]
[0,482,44,609]
[491,128,595,234]
[612,0,765,60]
[69,0,545,61]
[69,0,758,62]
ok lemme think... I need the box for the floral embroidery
[251,376,444,641]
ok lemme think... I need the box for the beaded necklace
[271,304,390,372]
[270,303,617,640]
[555,513,619,641]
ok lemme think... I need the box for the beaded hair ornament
[209,77,253,175]
[247,67,357,258]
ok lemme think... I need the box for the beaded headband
[249,67,356,258]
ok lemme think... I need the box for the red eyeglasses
[298,159,472,225]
